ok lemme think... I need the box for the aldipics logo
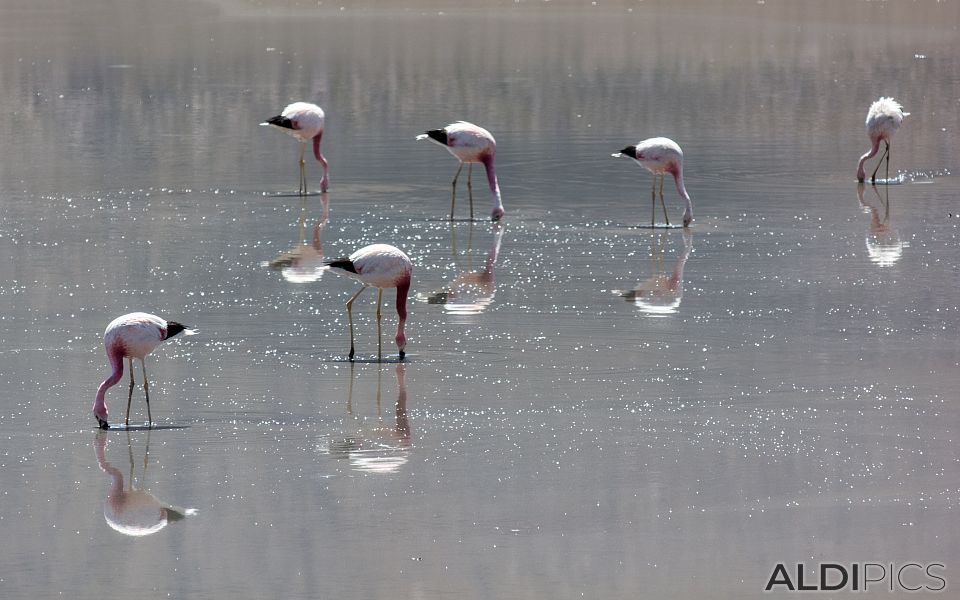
[764,563,947,592]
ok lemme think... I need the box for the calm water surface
[1,1,958,598]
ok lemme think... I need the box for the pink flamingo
[93,312,191,430]
[857,97,909,183]
[614,137,693,227]
[325,244,412,361]
[261,102,329,194]
[416,121,505,221]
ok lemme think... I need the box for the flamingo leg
[885,141,891,183]
[659,174,670,226]
[871,141,889,184]
[126,357,134,427]
[376,288,383,360]
[141,358,152,428]
[467,163,474,221]
[346,286,367,361]
[450,162,464,221]
[299,141,307,195]
[650,175,657,227]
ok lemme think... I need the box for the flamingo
[325,244,412,361]
[93,312,191,430]
[261,102,329,194]
[857,97,909,183]
[614,137,693,227]
[416,121,505,221]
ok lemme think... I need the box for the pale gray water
[1,1,958,598]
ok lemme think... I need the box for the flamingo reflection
[268,193,329,283]
[857,183,904,267]
[94,431,197,536]
[616,229,693,315]
[422,222,504,315]
[318,363,411,474]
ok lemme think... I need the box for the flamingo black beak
[619,146,637,158]
[97,417,110,430]
[399,350,406,361]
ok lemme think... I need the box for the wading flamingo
[857,97,908,183]
[614,137,693,227]
[325,244,412,361]
[93,312,191,430]
[416,121,505,221]
[261,102,329,194]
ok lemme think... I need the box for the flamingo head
[682,209,693,228]
[491,206,505,221]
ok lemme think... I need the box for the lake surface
[1,1,958,598]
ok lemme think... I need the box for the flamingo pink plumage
[325,244,413,361]
[93,312,190,430]
[857,97,908,183]
[615,137,693,228]
[416,121,505,221]
[261,102,329,194]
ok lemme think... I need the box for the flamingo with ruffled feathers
[261,102,329,194]
[857,97,908,184]
[93,312,192,430]
[416,121,505,221]
[325,244,412,361]
[614,137,693,227]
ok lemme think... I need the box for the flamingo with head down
[856,97,908,184]
[614,137,693,227]
[261,102,329,194]
[416,121,505,222]
[93,312,192,430]
[325,244,412,362]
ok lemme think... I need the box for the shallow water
[1,1,958,598]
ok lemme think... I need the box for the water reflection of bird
[616,229,693,315]
[261,102,329,194]
[319,364,411,474]
[93,313,193,430]
[423,221,504,315]
[324,244,413,361]
[268,194,329,283]
[94,431,197,536]
[614,137,693,227]
[856,97,908,184]
[857,182,903,267]
[416,121,505,221]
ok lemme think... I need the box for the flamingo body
[93,312,188,429]
[856,97,908,183]
[261,102,329,193]
[416,121,504,221]
[325,244,413,360]
[616,137,693,227]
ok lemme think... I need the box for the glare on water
[0,1,958,599]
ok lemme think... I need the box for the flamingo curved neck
[94,349,125,419]
[481,156,505,219]
[395,276,411,354]
[671,167,693,223]
[857,138,882,181]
